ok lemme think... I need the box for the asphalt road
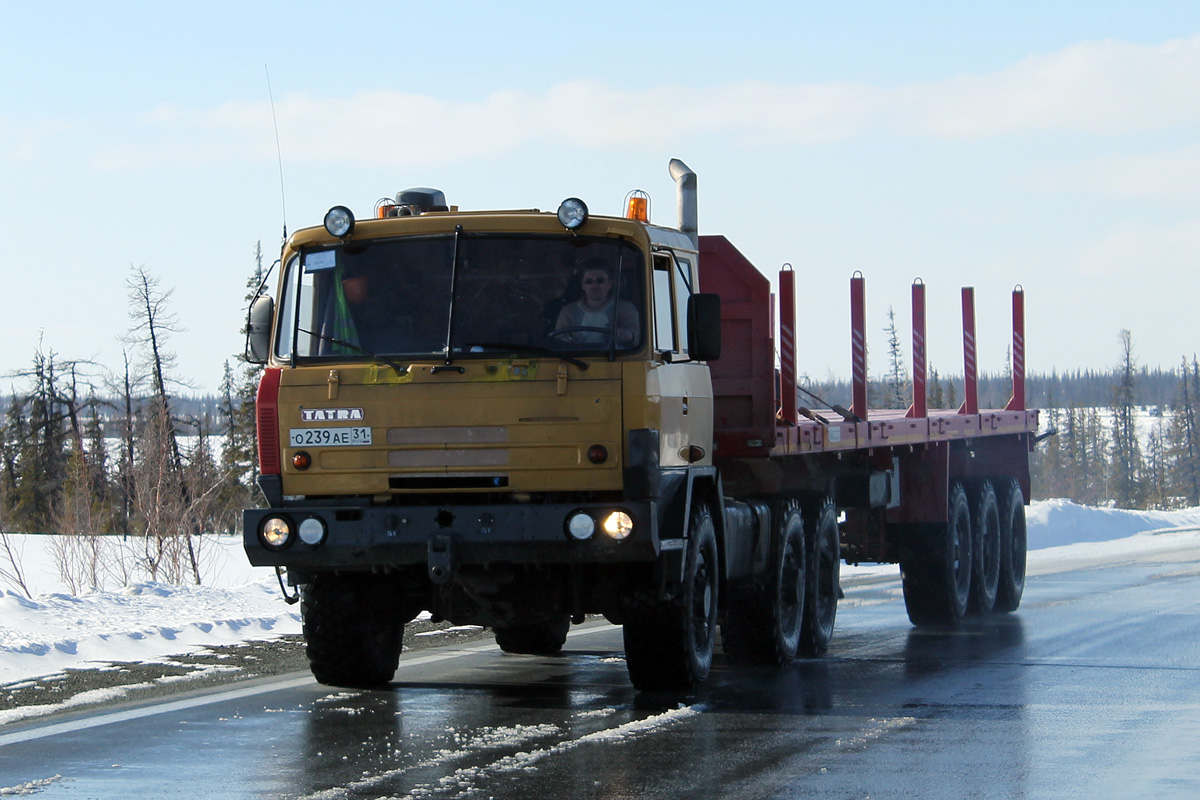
[3,540,1199,799]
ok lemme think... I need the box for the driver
[553,262,639,346]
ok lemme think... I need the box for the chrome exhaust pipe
[668,158,698,249]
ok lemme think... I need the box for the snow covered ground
[3,500,1200,690]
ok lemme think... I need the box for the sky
[3,1,1200,396]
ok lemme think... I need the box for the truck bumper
[243,500,661,572]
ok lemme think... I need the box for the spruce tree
[1109,330,1142,508]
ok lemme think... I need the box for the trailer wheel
[494,615,571,655]
[624,502,719,692]
[902,481,973,626]
[968,481,1001,616]
[995,478,1027,613]
[302,573,405,688]
[800,498,840,657]
[721,502,805,665]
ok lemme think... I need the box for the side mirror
[687,293,721,361]
[245,294,275,364]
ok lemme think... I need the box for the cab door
[649,251,713,468]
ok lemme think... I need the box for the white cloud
[78,33,1200,172]
[1068,216,1200,280]
[1034,143,1200,200]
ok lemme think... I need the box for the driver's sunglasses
[583,277,609,285]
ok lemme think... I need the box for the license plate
[288,426,373,447]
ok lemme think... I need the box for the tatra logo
[301,408,365,422]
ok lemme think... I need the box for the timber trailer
[243,159,1040,692]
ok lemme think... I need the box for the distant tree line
[0,244,266,594]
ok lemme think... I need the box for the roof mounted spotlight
[324,205,355,238]
[557,197,588,230]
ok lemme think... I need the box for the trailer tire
[968,481,1001,616]
[302,573,405,688]
[494,615,571,655]
[800,498,839,657]
[721,502,805,665]
[624,502,719,692]
[902,481,972,626]
[995,478,1027,613]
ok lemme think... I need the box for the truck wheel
[995,478,1027,613]
[968,481,1001,616]
[624,502,719,692]
[902,481,972,626]
[800,498,840,657]
[301,573,405,688]
[494,615,571,655]
[721,502,805,665]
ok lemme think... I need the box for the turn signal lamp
[624,190,649,222]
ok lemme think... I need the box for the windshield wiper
[297,328,409,375]
[457,342,589,370]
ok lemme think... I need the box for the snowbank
[1027,499,1200,548]
[3,500,1200,688]
[0,580,299,685]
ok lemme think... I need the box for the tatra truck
[243,160,1039,692]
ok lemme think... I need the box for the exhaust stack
[669,158,698,248]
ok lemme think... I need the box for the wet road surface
[3,542,1199,799]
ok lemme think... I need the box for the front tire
[624,502,719,692]
[302,573,406,688]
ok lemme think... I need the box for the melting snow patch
[0,775,65,796]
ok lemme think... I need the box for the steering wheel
[546,326,612,343]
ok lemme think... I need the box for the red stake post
[851,272,868,421]
[779,266,798,425]
[959,287,979,415]
[1005,286,1026,412]
[906,279,927,419]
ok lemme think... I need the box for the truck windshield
[275,234,645,363]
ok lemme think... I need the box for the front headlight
[260,516,294,550]
[602,511,634,540]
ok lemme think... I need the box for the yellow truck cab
[245,160,726,690]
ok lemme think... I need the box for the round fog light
[566,512,595,540]
[324,205,355,237]
[602,511,634,540]
[556,197,589,230]
[298,517,327,546]
[260,516,293,550]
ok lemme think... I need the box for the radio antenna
[265,64,288,244]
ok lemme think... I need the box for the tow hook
[428,534,455,584]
